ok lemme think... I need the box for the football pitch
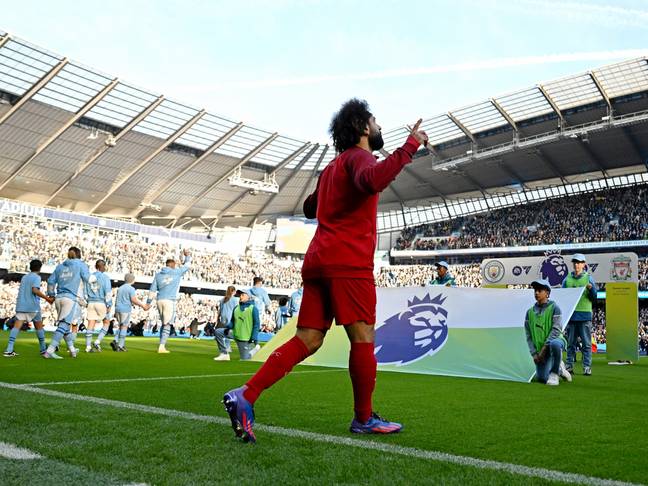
[0,333,645,486]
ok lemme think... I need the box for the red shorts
[297,278,376,331]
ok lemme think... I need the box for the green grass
[0,332,646,485]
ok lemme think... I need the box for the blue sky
[3,0,647,143]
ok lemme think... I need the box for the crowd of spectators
[0,214,303,289]
[375,263,482,288]
[395,185,648,251]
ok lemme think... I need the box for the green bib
[527,302,566,353]
[232,305,254,342]
[565,272,592,313]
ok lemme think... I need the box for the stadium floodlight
[139,202,161,212]
[227,167,279,194]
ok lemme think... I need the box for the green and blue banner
[254,287,585,383]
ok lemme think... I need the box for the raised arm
[350,135,421,194]
[179,250,192,275]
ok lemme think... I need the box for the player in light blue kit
[110,273,150,352]
[248,277,271,318]
[43,246,91,359]
[147,249,191,353]
[288,282,303,317]
[3,259,55,357]
[84,259,113,353]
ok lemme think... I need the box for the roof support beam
[447,112,476,145]
[174,132,279,220]
[0,78,119,193]
[498,160,530,190]
[0,33,10,48]
[248,143,319,222]
[133,121,244,216]
[537,84,564,127]
[576,140,609,178]
[90,109,206,213]
[0,58,70,127]
[534,148,568,186]
[292,146,330,215]
[455,169,491,208]
[226,140,313,220]
[490,98,518,134]
[589,71,612,113]
[46,95,165,205]
[176,217,196,229]
[389,184,407,202]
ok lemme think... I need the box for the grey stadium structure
[0,29,647,245]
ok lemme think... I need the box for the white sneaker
[559,361,572,382]
[85,346,92,353]
[250,344,261,357]
[546,372,560,386]
[213,353,230,361]
[157,346,170,354]
[69,348,78,358]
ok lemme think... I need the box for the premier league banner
[481,251,638,287]
[253,286,585,383]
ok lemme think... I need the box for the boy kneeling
[524,279,572,386]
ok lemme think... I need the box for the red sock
[349,342,376,423]
[244,335,311,404]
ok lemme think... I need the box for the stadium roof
[0,29,647,232]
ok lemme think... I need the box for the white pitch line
[0,441,41,459]
[0,381,639,486]
[0,439,148,484]
[20,369,345,387]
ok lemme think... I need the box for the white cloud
[170,49,647,91]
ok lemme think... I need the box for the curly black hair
[329,98,372,153]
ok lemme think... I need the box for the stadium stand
[394,184,648,251]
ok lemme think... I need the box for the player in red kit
[223,99,429,443]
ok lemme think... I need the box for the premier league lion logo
[374,293,449,366]
[538,251,568,287]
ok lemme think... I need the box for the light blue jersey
[219,296,239,326]
[289,288,303,315]
[86,271,113,307]
[16,272,42,313]
[248,286,271,310]
[149,256,191,301]
[275,304,289,330]
[47,259,90,300]
[115,283,136,313]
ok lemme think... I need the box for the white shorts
[16,311,42,323]
[55,297,79,325]
[115,312,131,327]
[157,299,176,325]
[86,302,108,321]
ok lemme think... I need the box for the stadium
[1,7,648,486]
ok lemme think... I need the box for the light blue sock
[47,321,70,354]
[96,327,107,343]
[160,324,170,346]
[64,332,75,350]
[71,332,77,344]
[85,330,93,348]
[36,328,46,353]
[119,326,127,348]
[5,326,20,353]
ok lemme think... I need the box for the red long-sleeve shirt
[301,135,421,280]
